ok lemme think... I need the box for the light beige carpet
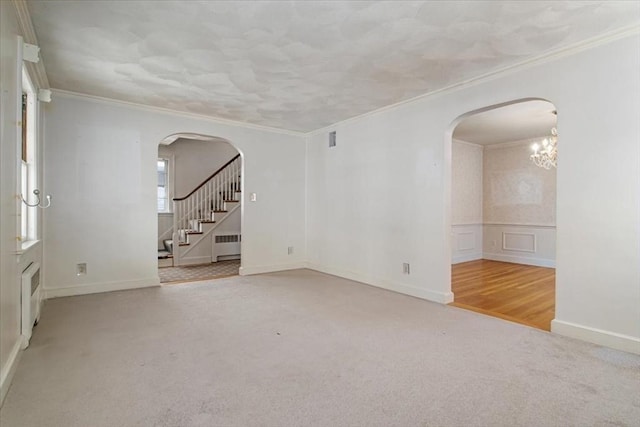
[1,269,639,427]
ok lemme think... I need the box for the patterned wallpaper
[483,141,556,226]
[452,141,483,225]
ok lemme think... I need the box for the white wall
[306,34,640,353]
[43,92,306,298]
[158,138,238,198]
[0,1,45,404]
[451,140,483,263]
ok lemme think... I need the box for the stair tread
[178,243,190,246]
[185,231,203,234]
[224,200,239,203]
[199,220,216,223]
[213,210,228,213]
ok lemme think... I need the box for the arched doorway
[156,133,243,284]
[446,99,558,330]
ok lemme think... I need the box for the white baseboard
[306,263,454,304]
[44,277,160,299]
[239,262,306,276]
[0,340,22,407]
[452,253,483,264]
[551,319,640,355]
[483,252,556,268]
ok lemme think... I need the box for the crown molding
[50,89,307,137]
[309,24,640,135]
[12,0,49,89]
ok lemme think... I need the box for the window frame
[20,67,38,245]
[157,156,173,213]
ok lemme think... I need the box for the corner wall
[306,34,640,353]
[0,1,45,404]
[451,140,483,263]
[43,93,307,298]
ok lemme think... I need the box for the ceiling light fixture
[530,127,557,169]
[531,112,558,169]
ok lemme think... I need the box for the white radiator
[21,262,41,348]
[213,234,241,261]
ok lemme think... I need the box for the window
[157,158,170,212]
[20,69,37,244]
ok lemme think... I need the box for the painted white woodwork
[482,224,556,268]
[0,2,46,405]
[157,213,173,250]
[158,138,238,199]
[451,224,483,264]
[176,204,240,266]
[172,155,240,247]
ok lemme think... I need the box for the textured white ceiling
[27,1,640,132]
[453,100,557,145]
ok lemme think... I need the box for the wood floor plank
[450,260,555,331]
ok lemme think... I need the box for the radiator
[21,262,41,348]
[213,234,241,261]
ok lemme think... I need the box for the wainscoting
[452,223,555,267]
[451,224,483,264]
[482,224,555,267]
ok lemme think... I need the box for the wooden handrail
[173,154,241,201]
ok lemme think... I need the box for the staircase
[167,154,242,267]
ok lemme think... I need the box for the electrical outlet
[403,263,410,274]
[288,246,294,255]
[76,263,87,276]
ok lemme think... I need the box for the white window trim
[157,155,174,213]
[20,66,39,248]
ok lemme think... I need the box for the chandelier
[530,127,557,169]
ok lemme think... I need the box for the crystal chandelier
[530,127,557,169]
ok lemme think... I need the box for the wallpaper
[483,142,556,225]
[452,140,483,225]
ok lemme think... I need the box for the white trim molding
[452,224,483,265]
[551,320,640,355]
[482,253,555,268]
[12,0,49,89]
[0,340,22,406]
[502,232,536,253]
[44,277,160,299]
[306,263,454,304]
[51,89,306,137]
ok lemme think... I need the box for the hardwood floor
[450,259,555,331]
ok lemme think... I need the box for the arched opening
[156,133,243,284]
[446,98,558,330]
